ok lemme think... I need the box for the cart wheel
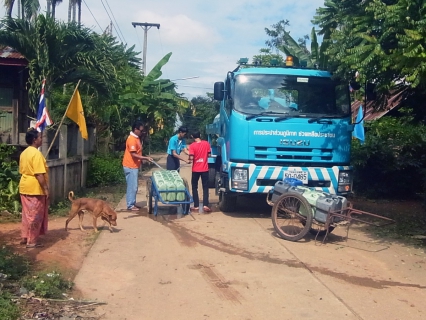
[146,179,153,215]
[181,178,190,214]
[271,192,313,241]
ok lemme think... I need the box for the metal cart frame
[146,176,193,216]
[267,191,395,243]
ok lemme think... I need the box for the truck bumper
[224,162,352,195]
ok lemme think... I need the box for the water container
[174,180,186,201]
[315,195,348,223]
[300,188,325,207]
[272,178,305,202]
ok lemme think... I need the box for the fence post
[59,125,68,198]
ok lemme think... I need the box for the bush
[21,271,73,299]
[0,292,20,320]
[351,115,426,198]
[86,153,125,187]
[0,245,29,281]
[0,144,20,214]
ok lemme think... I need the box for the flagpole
[45,80,81,157]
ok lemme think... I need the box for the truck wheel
[218,191,237,212]
[208,166,216,188]
[181,178,190,214]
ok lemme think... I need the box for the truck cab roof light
[239,58,248,65]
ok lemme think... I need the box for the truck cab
[208,58,354,212]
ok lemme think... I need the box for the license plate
[283,170,308,184]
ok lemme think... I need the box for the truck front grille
[254,147,333,162]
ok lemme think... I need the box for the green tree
[312,0,426,93]
[180,94,219,139]
[261,19,327,69]
[0,15,119,111]
[3,0,40,20]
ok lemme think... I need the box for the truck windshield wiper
[274,114,306,122]
[307,115,341,124]
[246,111,288,121]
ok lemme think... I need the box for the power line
[100,0,124,43]
[82,0,103,33]
[177,85,212,89]
[103,0,126,44]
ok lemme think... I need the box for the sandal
[203,206,212,213]
[26,243,44,248]
[128,206,140,211]
[190,207,199,212]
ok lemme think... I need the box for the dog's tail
[68,191,75,202]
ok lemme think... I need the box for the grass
[0,183,128,319]
[349,195,426,246]
[0,292,20,320]
[20,270,73,299]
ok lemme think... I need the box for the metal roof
[0,46,27,66]
[351,90,405,121]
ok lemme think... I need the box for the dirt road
[73,156,426,320]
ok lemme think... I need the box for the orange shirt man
[122,121,153,211]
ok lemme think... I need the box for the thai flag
[35,79,53,132]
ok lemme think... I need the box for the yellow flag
[66,89,88,140]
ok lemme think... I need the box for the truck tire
[208,166,216,188]
[181,178,190,214]
[218,191,237,212]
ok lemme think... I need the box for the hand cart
[267,189,395,243]
[146,161,193,216]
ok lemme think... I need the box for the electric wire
[103,0,126,44]
[134,27,144,56]
[100,0,124,43]
[82,0,103,33]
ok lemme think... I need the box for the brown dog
[65,191,118,232]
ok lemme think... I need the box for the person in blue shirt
[258,89,298,111]
[166,126,190,170]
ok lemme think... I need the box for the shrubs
[86,153,125,187]
[351,115,426,198]
[0,144,20,214]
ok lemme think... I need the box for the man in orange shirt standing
[123,121,153,211]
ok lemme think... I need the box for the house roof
[351,90,406,121]
[0,46,27,66]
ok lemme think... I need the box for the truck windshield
[234,74,350,117]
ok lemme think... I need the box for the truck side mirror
[214,82,225,101]
[365,82,377,101]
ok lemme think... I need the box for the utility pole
[131,22,160,75]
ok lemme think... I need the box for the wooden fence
[41,124,95,203]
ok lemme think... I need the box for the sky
[2,0,326,99]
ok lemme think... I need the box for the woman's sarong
[20,195,48,244]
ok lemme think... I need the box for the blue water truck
[206,57,354,212]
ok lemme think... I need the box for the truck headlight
[338,171,352,193]
[232,168,248,190]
